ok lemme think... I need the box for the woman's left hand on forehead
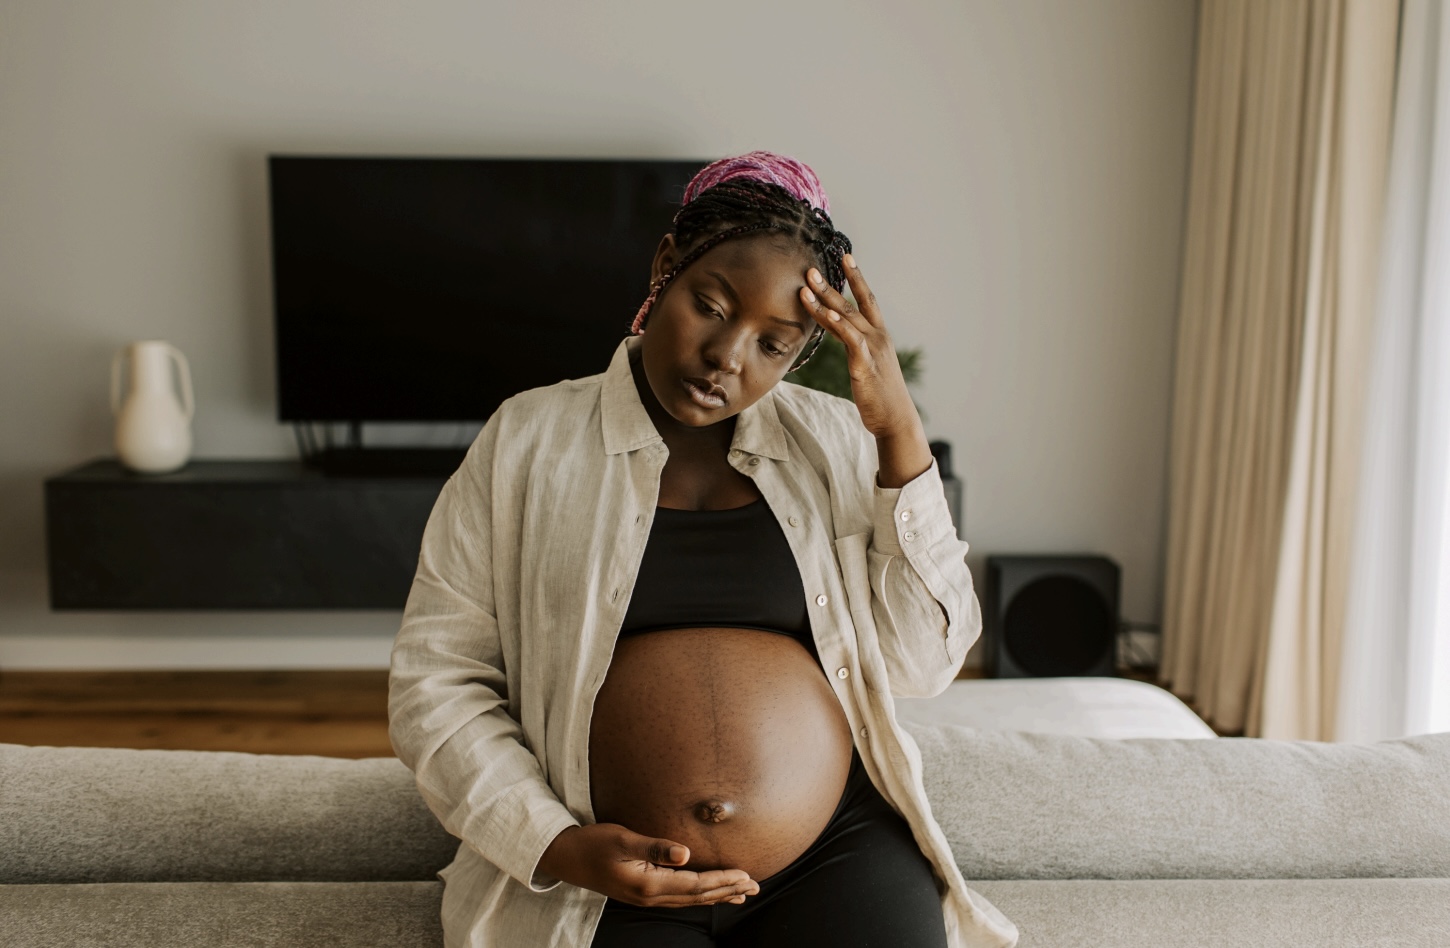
[799,255,923,440]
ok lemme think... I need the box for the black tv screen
[268,155,708,422]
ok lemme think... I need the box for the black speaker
[982,554,1120,678]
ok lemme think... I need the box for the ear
[650,233,679,284]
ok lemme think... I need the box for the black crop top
[619,495,817,661]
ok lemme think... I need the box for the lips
[678,379,725,408]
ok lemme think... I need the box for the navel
[693,798,736,824]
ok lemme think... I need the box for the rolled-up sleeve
[388,414,580,893]
[864,455,982,698]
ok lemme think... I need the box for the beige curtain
[1161,0,1399,738]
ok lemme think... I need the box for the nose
[701,324,747,375]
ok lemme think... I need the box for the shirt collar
[600,335,789,461]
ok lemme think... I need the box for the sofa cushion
[968,875,1450,948]
[906,724,1450,881]
[970,878,1450,948]
[0,743,458,884]
[4,878,1445,948]
[0,881,442,948]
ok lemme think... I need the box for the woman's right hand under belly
[537,821,760,908]
[587,627,856,885]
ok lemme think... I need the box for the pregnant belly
[588,627,855,882]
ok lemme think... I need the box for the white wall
[0,0,1198,669]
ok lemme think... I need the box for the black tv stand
[44,457,454,609]
[308,447,469,479]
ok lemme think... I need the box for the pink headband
[681,150,832,215]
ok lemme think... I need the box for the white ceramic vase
[110,340,194,473]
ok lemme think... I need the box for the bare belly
[588,627,855,882]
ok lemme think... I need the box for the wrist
[537,824,584,887]
[875,425,932,489]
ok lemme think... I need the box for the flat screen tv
[267,155,708,425]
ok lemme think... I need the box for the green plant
[784,331,927,423]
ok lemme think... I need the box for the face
[636,232,821,429]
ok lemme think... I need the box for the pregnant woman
[389,152,1019,948]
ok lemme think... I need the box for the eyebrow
[704,270,809,336]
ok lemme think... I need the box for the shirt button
[859,726,869,739]
[748,457,760,466]
[904,531,916,542]
[900,510,912,522]
[788,515,800,527]
[836,667,850,679]
[730,449,742,456]
[816,594,828,606]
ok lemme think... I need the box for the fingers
[800,279,864,358]
[840,253,883,326]
[678,867,758,893]
[610,828,761,907]
[649,879,758,907]
[630,864,760,908]
[800,269,864,336]
[658,894,749,907]
[643,837,688,866]
[583,824,758,908]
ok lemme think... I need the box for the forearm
[861,417,979,697]
[391,667,580,891]
[874,421,933,489]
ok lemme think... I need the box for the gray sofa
[3,725,1448,947]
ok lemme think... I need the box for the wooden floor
[0,669,394,758]
[0,665,1215,759]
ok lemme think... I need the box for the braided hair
[630,151,852,373]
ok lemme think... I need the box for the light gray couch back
[904,724,1450,880]
[3,728,1447,884]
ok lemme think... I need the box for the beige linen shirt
[389,334,1020,948]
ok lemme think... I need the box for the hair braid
[630,157,852,373]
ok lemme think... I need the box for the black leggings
[588,747,950,948]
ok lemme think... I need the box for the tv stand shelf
[310,446,468,479]
[44,458,452,610]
